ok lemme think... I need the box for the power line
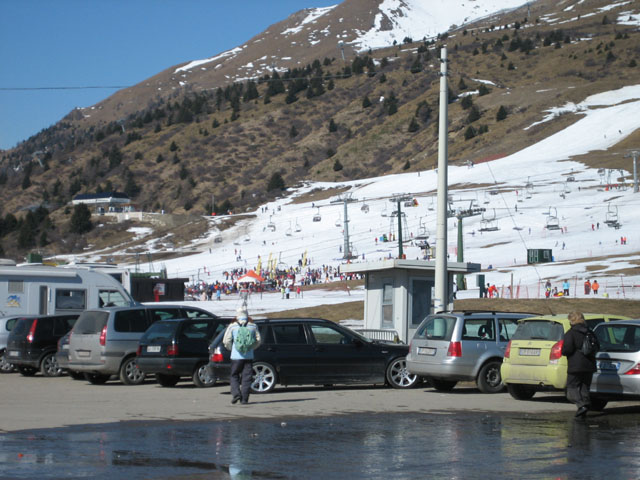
[0,86,131,91]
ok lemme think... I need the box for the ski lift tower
[448,200,485,290]
[624,150,640,193]
[389,194,414,258]
[330,193,358,259]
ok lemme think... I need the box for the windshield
[414,316,456,341]
[596,324,640,353]
[512,320,565,341]
[141,321,179,343]
[98,290,131,308]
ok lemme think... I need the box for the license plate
[417,346,436,356]
[598,360,620,371]
[76,350,90,358]
[9,350,19,357]
[146,346,161,353]
[519,348,541,356]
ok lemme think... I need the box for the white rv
[0,262,136,318]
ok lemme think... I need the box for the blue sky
[0,0,338,151]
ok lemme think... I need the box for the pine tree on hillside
[467,105,481,123]
[70,204,92,234]
[408,117,419,132]
[461,95,473,110]
[328,118,338,133]
[267,172,285,191]
[362,95,372,108]
[333,159,343,171]
[496,105,508,121]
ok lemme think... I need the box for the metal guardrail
[355,329,403,344]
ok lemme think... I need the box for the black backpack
[581,329,600,356]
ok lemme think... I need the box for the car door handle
[315,347,325,352]
[267,347,276,352]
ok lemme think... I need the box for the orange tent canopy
[237,270,265,283]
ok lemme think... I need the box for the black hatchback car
[7,314,79,377]
[137,317,232,387]
[208,318,418,393]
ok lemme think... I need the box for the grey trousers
[566,372,593,409]
[230,359,253,402]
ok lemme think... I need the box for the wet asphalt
[2,408,640,480]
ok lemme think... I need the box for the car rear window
[512,320,565,341]
[414,316,457,341]
[74,311,109,334]
[11,318,35,336]
[272,324,308,344]
[142,321,179,342]
[596,324,640,353]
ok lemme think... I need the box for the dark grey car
[406,311,533,393]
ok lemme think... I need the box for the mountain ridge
[0,0,639,261]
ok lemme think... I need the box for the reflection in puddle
[1,411,640,479]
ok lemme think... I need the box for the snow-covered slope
[81,82,640,304]
[351,0,529,50]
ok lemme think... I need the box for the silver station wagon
[590,320,640,410]
[406,311,533,393]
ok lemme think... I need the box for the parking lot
[1,373,592,433]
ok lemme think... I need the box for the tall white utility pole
[434,47,449,313]
[624,150,639,193]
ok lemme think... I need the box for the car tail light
[27,319,38,343]
[167,344,178,356]
[136,345,142,356]
[99,325,107,346]
[504,341,512,358]
[211,346,224,363]
[624,364,640,375]
[447,341,462,357]
[549,340,564,363]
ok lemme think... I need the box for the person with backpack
[223,306,261,405]
[561,311,598,418]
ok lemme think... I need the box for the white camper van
[0,262,136,318]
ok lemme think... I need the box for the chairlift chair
[605,203,619,226]
[294,219,302,232]
[545,207,560,230]
[335,214,342,228]
[483,191,491,205]
[479,209,499,232]
[361,198,370,213]
[285,221,293,236]
[267,215,276,232]
[313,207,322,222]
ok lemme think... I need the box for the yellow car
[501,313,630,400]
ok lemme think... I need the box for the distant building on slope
[71,192,132,213]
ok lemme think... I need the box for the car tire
[17,366,38,377]
[84,373,111,385]
[193,363,216,388]
[68,370,85,380]
[251,362,277,393]
[0,350,15,373]
[476,360,505,394]
[119,357,146,385]
[590,397,608,411]
[156,373,180,387]
[386,357,419,389]
[506,383,536,400]
[429,378,458,392]
[40,352,63,377]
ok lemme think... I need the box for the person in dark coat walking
[561,311,596,417]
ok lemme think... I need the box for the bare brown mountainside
[0,0,639,259]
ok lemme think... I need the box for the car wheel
[429,378,458,392]
[251,362,277,393]
[17,366,38,377]
[477,360,505,394]
[156,373,180,387]
[119,357,146,385]
[40,352,63,377]
[386,357,419,389]
[506,383,536,400]
[590,397,608,411]
[0,350,15,373]
[84,373,111,385]
[193,363,216,388]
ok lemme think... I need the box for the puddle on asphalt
[2,409,640,479]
